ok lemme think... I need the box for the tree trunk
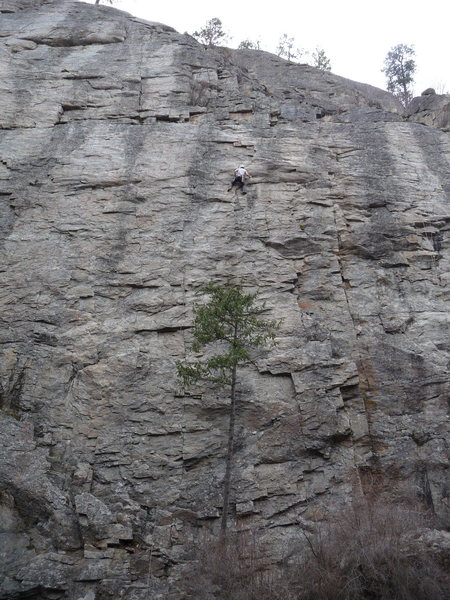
[220,363,237,532]
[399,57,410,106]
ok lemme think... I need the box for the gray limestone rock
[0,1,449,598]
[406,92,450,130]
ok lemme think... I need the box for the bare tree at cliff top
[192,18,227,46]
[382,44,416,106]
[277,34,303,62]
[177,282,279,532]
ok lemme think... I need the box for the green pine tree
[177,282,279,532]
[312,47,332,71]
[192,18,227,47]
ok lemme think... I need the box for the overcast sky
[85,0,449,96]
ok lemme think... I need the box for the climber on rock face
[228,165,252,194]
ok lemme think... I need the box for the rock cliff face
[0,1,449,598]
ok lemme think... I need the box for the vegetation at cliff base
[185,496,448,599]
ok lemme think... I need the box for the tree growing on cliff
[276,34,302,62]
[177,282,279,532]
[311,47,332,71]
[382,44,416,106]
[238,39,262,50]
[192,18,227,46]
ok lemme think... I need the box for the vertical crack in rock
[332,203,376,462]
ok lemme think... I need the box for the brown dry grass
[297,496,448,600]
[183,531,293,600]
[183,496,448,600]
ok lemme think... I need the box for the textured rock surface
[0,1,449,598]
[406,91,450,130]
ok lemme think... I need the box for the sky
[85,0,449,96]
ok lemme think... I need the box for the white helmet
[240,165,245,168]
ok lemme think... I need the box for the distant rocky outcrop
[0,1,449,599]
